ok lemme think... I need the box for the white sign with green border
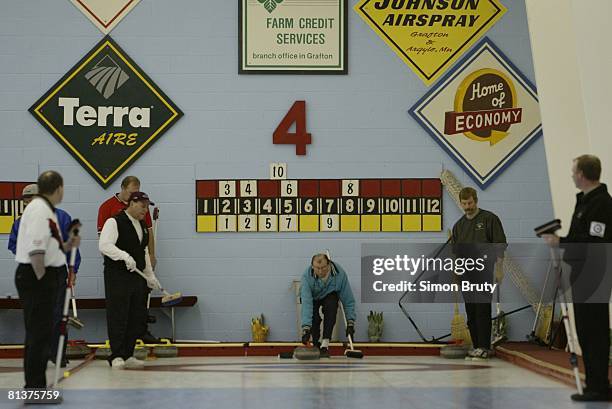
[239,0,347,74]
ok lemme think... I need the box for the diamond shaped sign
[355,0,506,86]
[70,0,140,34]
[409,38,542,188]
[29,36,183,189]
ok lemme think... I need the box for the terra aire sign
[30,36,183,188]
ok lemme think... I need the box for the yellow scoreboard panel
[196,178,442,233]
[0,182,34,234]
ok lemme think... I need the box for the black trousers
[462,267,493,350]
[465,302,492,350]
[311,292,339,344]
[49,267,68,363]
[104,267,148,363]
[573,303,610,394]
[15,264,63,388]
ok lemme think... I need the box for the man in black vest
[99,192,160,369]
[542,155,611,402]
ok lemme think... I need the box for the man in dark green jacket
[452,187,507,361]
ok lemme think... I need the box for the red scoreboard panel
[196,179,442,232]
[0,181,35,234]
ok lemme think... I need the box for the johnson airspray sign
[354,0,506,85]
[29,36,183,188]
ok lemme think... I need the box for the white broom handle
[69,246,77,267]
[133,267,169,296]
[71,287,78,318]
[496,283,501,315]
[69,237,78,318]
[153,214,158,243]
[325,250,356,348]
[339,301,355,350]
[152,207,159,269]
[559,301,584,394]
[549,247,583,394]
[151,208,159,305]
[532,261,554,332]
[53,286,72,388]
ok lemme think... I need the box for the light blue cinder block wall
[0,0,552,343]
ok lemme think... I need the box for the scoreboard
[0,182,35,234]
[196,178,442,233]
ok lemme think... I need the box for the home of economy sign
[409,38,542,188]
[239,0,347,74]
[29,36,183,188]
[355,0,506,86]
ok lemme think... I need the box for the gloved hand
[541,234,560,248]
[68,271,76,287]
[494,259,504,283]
[124,256,137,272]
[346,321,355,338]
[147,276,162,291]
[301,326,311,345]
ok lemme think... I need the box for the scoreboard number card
[0,182,36,234]
[270,163,287,180]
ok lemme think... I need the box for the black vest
[104,211,149,272]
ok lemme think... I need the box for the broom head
[535,305,553,343]
[344,349,364,359]
[68,316,85,330]
[161,292,183,307]
[451,303,471,345]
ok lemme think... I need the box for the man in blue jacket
[8,184,81,367]
[300,253,356,357]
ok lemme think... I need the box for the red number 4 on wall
[273,100,312,155]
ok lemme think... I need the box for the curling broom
[67,286,84,330]
[149,207,181,307]
[491,283,507,347]
[450,246,470,345]
[147,207,159,313]
[322,249,362,358]
[340,301,363,359]
[53,226,80,388]
[133,268,183,307]
[451,301,471,345]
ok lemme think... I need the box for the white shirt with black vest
[99,211,153,272]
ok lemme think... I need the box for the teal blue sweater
[300,261,356,328]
